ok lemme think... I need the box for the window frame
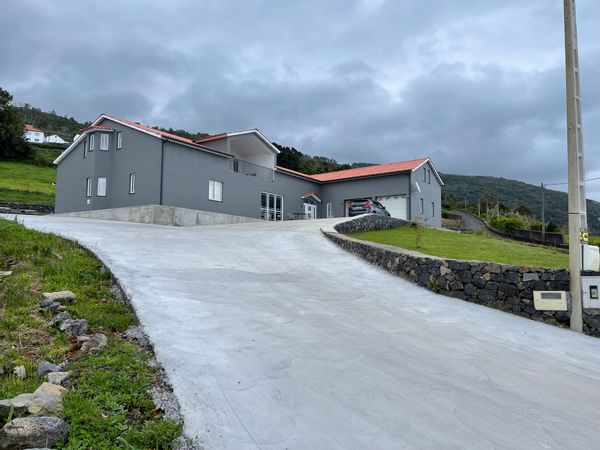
[431,201,435,216]
[99,133,109,151]
[423,167,426,182]
[419,197,424,214]
[116,131,123,150]
[129,173,136,195]
[208,179,223,202]
[86,177,93,197]
[89,133,95,151]
[326,202,333,218]
[96,177,107,197]
[261,191,283,221]
[83,139,87,158]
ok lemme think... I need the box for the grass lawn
[350,225,569,269]
[0,218,182,448]
[0,160,56,205]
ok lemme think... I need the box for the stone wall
[333,214,408,234]
[324,230,600,337]
[0,202,54,215]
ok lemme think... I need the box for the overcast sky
[1,1,599,197]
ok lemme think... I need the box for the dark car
[348,199,390,217]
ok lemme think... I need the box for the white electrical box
[583,245,600,271]
[533,291,568,311]
[581,272,600,309]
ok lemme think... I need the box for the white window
[431,201,435,216]
[97,177,107,197]
[326,203,333,218]
[86,177,93,197]
[261,192,283,221]
[89,134,95,150]
[117,131,123,149]
[209,180,222,202]
[419,198,424,214]
[100,133,109,151]
[129,173,136,194]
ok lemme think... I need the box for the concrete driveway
[11,215,600,449]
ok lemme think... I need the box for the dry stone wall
[324,229,600,337]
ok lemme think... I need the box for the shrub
[490,216,525,234]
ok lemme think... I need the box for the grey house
[54,114,443,227]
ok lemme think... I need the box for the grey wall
[319,174,411,218]
[55,119,163,213]
[161,142,318,219]
[409,161,442,228]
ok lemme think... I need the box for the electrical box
[581,271,600,309]
[533,291,568,311]
[583,245,600,271]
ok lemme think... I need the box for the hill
[16,104,88,141]
[440,173,600,235]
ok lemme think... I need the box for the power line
[544,176,600,187]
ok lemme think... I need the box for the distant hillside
[16,105,88,141]
[441,173,600,235]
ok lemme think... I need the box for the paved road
[455,210,486,232]
[11,215,600,449]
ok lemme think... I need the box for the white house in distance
[45,134,68,144]
[24,124,45,143]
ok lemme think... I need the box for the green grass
[0,160,56,205]
[0,218,182,448]
[351,225,569,269]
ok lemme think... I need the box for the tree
[0,87,30,159]
[515,204,532,216]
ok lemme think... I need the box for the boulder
[0,271,12,277]
[0,416,69,449]
[27,382,68,416]
[79,333,108,355]
[47,371,70,386]
[38,300,61,314]
[41,291,75,304]
[36,361,61,379]
[0,394,34,420]
[59,319,88,338]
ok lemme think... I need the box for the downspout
[407,173,412,221]
[159,139,166,205]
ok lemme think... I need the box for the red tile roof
[277,158,429,183]
[194,133,228,143]
[25,124,42,132]
[96,114,232,156]
[311,158,429,182]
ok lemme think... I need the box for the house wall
[55,119,163,213]
[25,131,45,143]
[319,174,411,218]
[409,161,442,228]
[161,142,318,219]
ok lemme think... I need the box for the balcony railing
[229,158,274,181]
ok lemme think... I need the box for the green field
[0,160,56,205]
[351,225,569,269]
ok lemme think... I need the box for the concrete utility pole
[564,0,587,332]
[541,182,545,241]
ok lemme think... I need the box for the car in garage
[348,199,390,217]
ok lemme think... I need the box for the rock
[449,280,464,291]
[440,265,450,276]
[39,300,61,313]
[0,271,12,277]
[522,273,539,282]
[27,382,68,416]
[0,393,34,420]
[13,366,26,379]
[46,311,71,328]
[41,291,75,304]
[482,263,502,274]
[46,371,70,386]
[79,333,108,355]
[0,416,69,449]
[37,361,61,379]
[59,319,88,338]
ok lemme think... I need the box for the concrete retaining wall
[59,204,260,227]
[324,227,600,337]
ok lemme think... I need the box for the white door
[377,195,408,219]
[304,203,317,219]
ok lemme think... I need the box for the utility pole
[478,199,481,217]
[564,0,587,332]
[541,182,545,241]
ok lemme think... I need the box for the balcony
[229,158,274,181]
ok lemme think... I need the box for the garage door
[377,195,408,220]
